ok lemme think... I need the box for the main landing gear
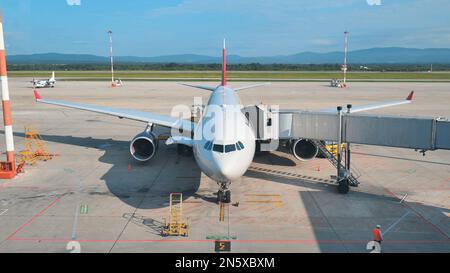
[217,182,231,203]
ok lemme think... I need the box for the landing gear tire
[217,189,231,203]
[337,178,350,194]
[254,141,262,156]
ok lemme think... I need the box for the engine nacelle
[130,131,158,162]
[290,139,318,161]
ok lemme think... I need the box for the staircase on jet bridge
[312,139,360,187]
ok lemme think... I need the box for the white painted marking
[383,211,410,236]
[66,241,81,253]
[0,209,8,216]
[399,193,408,203]
[366,241,381,253]
[71,202,80,240]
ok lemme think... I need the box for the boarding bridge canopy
[289,111,450,150]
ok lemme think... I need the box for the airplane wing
[278,91,414,114]
[33,90,195,132]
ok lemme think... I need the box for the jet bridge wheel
[337,178,350,194]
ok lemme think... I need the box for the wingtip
[406,91,414,101]
[33,90,41,100]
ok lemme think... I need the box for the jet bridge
[290,106,450,193]
[289,110,450,151]
[242,104,450,193]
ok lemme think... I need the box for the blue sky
[1,0,450,56]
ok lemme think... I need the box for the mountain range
[7,47,450,64]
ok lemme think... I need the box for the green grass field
[8,70,450,81]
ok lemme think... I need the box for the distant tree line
[6,63,450,72]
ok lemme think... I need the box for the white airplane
[33,41,414,203]
[32,71,56,88]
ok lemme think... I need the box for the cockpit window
[204,141,213,150]
[208,142,243,153]
[225,144,236,153]
[213,144,224,153]
[237,141,245,150]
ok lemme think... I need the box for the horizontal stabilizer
[179,83,216,92]
[234,82,271,91]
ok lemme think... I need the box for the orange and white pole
[0,14,16,173]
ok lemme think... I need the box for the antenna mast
[108,30,115,87]
[343,31,349,86]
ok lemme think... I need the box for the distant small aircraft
[32,71,56,88]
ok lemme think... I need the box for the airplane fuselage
[193,85,256,183]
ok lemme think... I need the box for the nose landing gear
[217,182,231,203]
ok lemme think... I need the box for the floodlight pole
[343,31,349,85]
[108,30,115,86]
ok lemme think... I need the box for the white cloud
[367,0,382,6]
[66,0,81,6]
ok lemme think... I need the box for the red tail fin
[222,39,226,86]
[406,91,414,101]
[33,90,41,100]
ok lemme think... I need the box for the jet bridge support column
[336,106,351,193]
[345,104,352,171]
[336,106,343,179]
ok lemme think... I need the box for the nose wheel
[217,182,231,203]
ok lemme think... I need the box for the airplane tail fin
[221,39,226,86]
[50,71,55,82]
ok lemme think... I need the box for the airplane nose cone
[217,163,237,181]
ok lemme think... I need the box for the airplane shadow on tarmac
[8,128,205,209]
[252,151,297,167]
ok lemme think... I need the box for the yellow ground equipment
[321,141,345,157]
[18,125,53,166]
[162,193,189,237]
[219,202,225,222]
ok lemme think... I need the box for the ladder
[312,140,360,187]
[162,193,189,236]
[19,125,53,165]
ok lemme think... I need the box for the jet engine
[130,131,158,162]
[290,139,318,161]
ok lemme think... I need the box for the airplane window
[225,144,236,153]
[213,144,224,153]
[236,142,242,150]
[204,141,212,150]
[237,141,245,149]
